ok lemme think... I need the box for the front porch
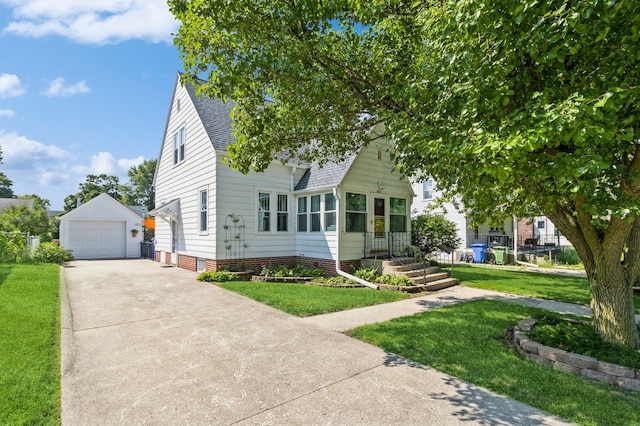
[363,231,412,258]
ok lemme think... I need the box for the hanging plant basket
[131,229,139,237]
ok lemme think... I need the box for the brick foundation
[155,253,362,277]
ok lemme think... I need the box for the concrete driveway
[61,259,572,425]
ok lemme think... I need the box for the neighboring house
[411,179,514,251]
[150,73,414,275]
[0,198,34,213]
[59,194,144,259]
[411,179,570,262]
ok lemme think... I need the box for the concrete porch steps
[380,257,458,291]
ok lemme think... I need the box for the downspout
[333,187,378,289]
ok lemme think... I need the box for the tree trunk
[548,204,640,349]
[588,259,639,349]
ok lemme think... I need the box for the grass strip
[349,299,640,426]
[0,264,61,426]
[215,281,408,316]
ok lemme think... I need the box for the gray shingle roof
[295,155,357,191]
[183,80,236,152]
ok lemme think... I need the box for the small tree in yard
[411,213,461,257]
[170,0,640,348]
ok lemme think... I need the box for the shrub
[33,242,73,264]
[411,213,461,255]
[354,266,379,282]
[260,264,325,278]
[0,232,26,263]
[196,270,237,282]
[375,274,413,286]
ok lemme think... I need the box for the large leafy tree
[63,174,124,213]
[0,203,50,237]
[0,146,14,198]
[170,0,640,348]
[122,158,156,211]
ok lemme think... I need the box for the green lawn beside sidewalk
[0,263,60,426]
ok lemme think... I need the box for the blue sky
[0,0,185,209]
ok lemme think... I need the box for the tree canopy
[170,0,640,347]
[0,146,14,198]
[122,158,157,211]
[63,174,125,213]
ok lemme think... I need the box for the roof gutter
[333,187,378,290]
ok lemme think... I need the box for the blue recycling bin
[471,243,488,263]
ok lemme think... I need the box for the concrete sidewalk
[62,259,573,425]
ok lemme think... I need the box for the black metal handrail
[363,232,411,258]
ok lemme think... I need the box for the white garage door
[68,220,126,259]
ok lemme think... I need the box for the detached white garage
[60,194,144,259]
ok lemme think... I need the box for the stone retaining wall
[513,319,640,391]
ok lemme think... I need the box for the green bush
[375,274,413,286]
[196,270,237,282]
[529,315,640,369]
[33,242,73,265]
[353,266,379,282]
[0,232,28,263]
[260,264,325,278]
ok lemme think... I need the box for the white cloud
[72,151,144,176]
[43,77,91,97]
[1,0,179,45]
[0,130,69,166]
[0,109,15,118]
[0,130,146,208]
[0,73,26,98]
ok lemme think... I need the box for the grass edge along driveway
[0,263,61,426]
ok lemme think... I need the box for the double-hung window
[423,178,434,200]
[324,193,336,231]
[258,192,271,232]
[346,193,366,232]
[390,197,407,232]
[297,197,308,232]
[310,195,321,232]
[277,194,288,232]
[173,126,185,165]
[199,189,208,232]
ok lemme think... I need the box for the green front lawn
[215,281,408,316]
[0,264,61,425]
[349,300,640,426]
[447,264,640,313]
